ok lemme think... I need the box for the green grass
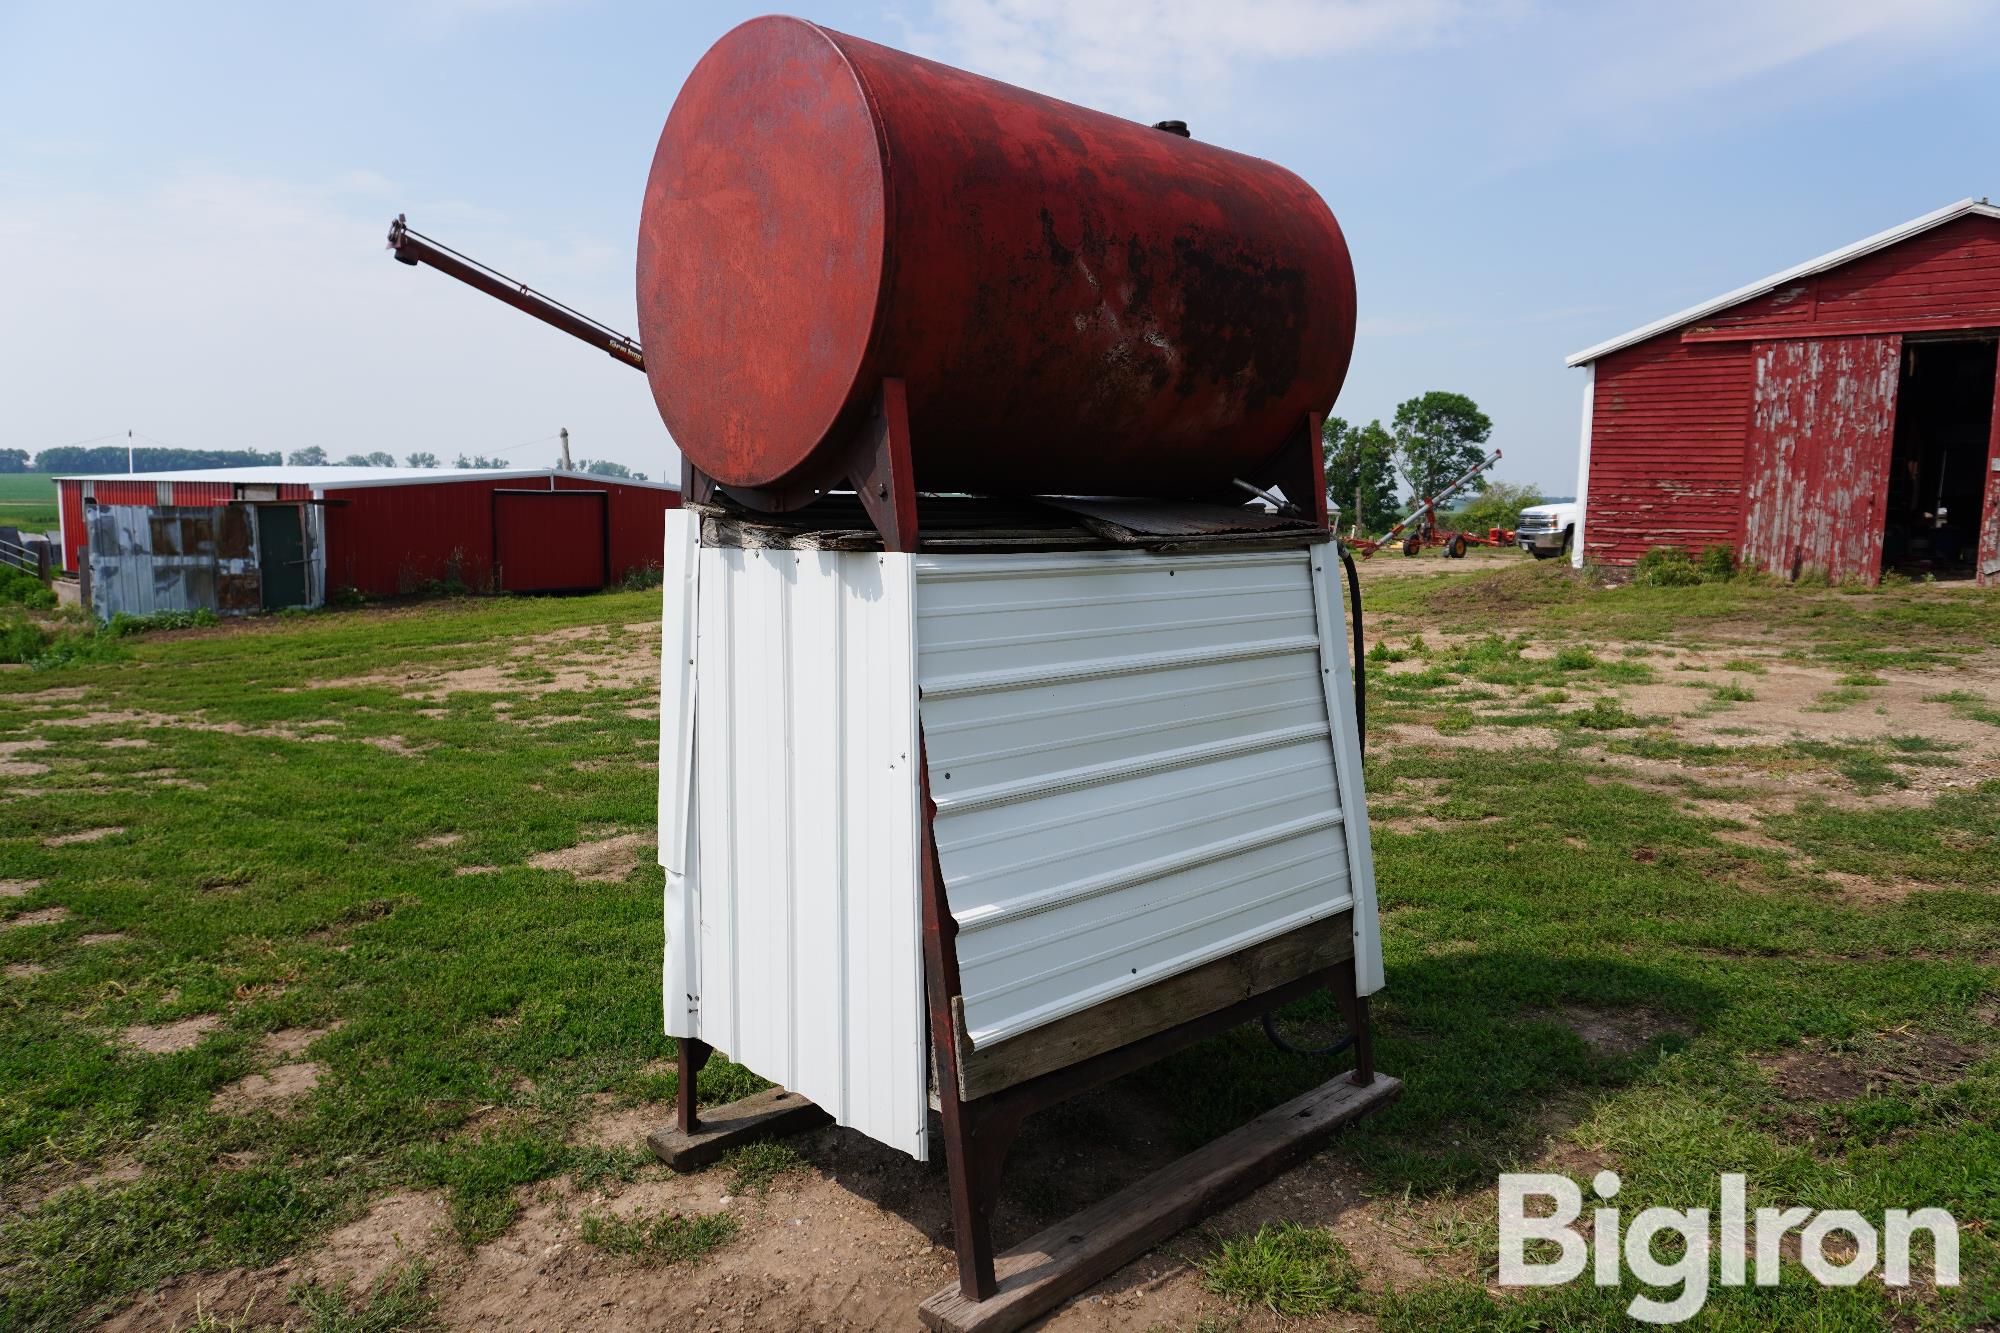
[724,1140,805,1197]
[579,1207,738,1263]
[0,472,59,534]
[290,1259,440,1333]
[2,568,1997,1328]
[0,589,740,1326]
[1197,1222,1365,1316]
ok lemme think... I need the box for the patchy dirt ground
[32,567,1999,1331]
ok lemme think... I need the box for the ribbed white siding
[663,540,928,1160]
[916,548,1374,1049]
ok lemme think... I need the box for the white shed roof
[1565,197,2000,368]
[59,465,678,493]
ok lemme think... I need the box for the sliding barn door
[1740,335,1900,584]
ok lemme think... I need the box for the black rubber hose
[1261,1009,1357,1057]
[1338,542,1365,751]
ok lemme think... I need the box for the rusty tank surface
[636,15,1356,505]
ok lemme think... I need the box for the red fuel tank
[637,16,1355,503]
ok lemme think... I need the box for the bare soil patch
[0,879,41,897]
[262,1024,341,1057]
[309,624,662,708]
[77,932,128,946]
[121,1014,222,1055]
[1764,1030,1985,1105]
[3,906,69,930]
[5,962,48,978]
[304,1190,452,1290]
[211,1062,323,1114]
[43,826,122,846]
[1542,1005,1691,1058]
[416,833,463,849]
[527,831,653,883]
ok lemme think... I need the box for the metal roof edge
[317,468,681,494]
[56,466,680,494]
[1563,198,2000,368]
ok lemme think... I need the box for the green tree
[364,451,396,467]
[455,454,506,468]
[1320,417,1398,535]
[0,449,28,473]
[580,459,647,481]
[405,451,440,468]
[1445,480,1543,535]
[1390,391,1493,508]
[287,446,328,466]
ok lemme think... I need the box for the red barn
[1566,199,2000,585]
[57,465,680,606]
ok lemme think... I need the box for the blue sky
[3,0,1994,493]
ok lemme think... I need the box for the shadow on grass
[756,948,1715,1282]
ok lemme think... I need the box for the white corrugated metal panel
[915,547,1375,1050]
[685,546,928,1159]
[659,510,699,1039]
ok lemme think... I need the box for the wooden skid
[917,1072,1402,1333]
[645,1087,830,1172]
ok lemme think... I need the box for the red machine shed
[1566,199,2000,585]
[57,466,679,600]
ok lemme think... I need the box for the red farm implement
[1342,448,1512,558]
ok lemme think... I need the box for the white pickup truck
[1515,501,1580,560]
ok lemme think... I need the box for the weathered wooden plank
[953,915,1353,1102]
[644,1087,830,1171]
[917,1072,1402,1333]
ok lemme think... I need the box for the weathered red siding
[1695,216,2000,338]
[1583,213,2000,577]
[58,482,85,572]
[320,478,676,598]
[1583,338,1754,566]
[1739,336,1901,582]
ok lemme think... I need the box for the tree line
[0,445,646,482]
[1322,389,1539,535]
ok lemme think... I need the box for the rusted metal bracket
[680,459,719,508]
[845,378,920,552]
[1252,411,1330,530]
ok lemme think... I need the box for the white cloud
[903,0,1477,118]
[0,170,675,477]
[905,0,1992,158]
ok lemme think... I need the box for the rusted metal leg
[1330,962,1374,1087]
[938,1092,1025,1300]
[677,1037,712,1133]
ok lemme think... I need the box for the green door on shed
[257,505,308,609]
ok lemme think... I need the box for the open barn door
[1740,335,1901,584]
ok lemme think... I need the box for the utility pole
[559,427,573,471]
[127,429,135,475]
